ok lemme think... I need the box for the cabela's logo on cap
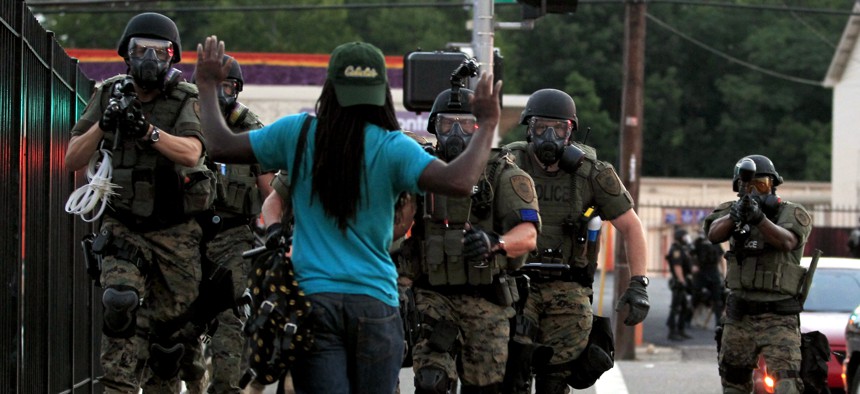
[344,65,378,78]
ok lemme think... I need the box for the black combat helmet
[427,88,474,134]
[674,229,688,243]
[519,88,578,130]
[117,12,182,63]
[732,154,783,192]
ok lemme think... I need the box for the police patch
[511,175,535,203]
[596,168,622,196]
[794,207,811,227]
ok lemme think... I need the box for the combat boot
[678,328,693,340]
[668,328,682,341]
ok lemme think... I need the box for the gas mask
[218,79,240,118]
[127,37,173,91]
[435,113,477,161]
[528,116,573,167]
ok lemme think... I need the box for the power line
[28,0,860,16]
[645,12,824,86]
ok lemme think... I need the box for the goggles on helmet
[128,37,174,62]
[220,80,239,97]
[435,113,478,135]
[529,116,573,139]
[748,176,773,194]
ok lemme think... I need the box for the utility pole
[614,0,646,361]
[472,0,495,82]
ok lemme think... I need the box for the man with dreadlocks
[194,36,503,393]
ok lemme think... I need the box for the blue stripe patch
[520,209,539,222]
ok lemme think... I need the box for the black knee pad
[102,285,139,338]
[720,364,753,385]
[415,366,452,394]
[149,342,185,380]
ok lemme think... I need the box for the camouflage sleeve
[493,164,541,235]
[775,201,813,247]
[589,160,634,220]
[269,170,290,201]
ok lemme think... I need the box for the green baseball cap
[327,42,388,107]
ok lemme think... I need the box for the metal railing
[1,1,97,393]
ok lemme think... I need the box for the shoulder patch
[794,207,811,227]
[511,174,535,203]
[595,167,622,196]
[194,101,201,119]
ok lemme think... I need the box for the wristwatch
[631,275,650,287]
[149,127,161,144]
[496,237,507,256]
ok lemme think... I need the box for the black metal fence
[1,1,98,393]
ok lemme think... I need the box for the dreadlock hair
[312,80,400,232]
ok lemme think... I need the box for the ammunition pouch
[725,295,802,320]
[519,262,596,288]
[180,162,217,217]
[725,253,806,296]
[212,162,262,217]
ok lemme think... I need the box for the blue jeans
[292,293,404,394]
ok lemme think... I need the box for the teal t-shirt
[249,112,435,306]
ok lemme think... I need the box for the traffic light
[518,0,578,19]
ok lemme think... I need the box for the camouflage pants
[520,280,593,394]
[412,288,514,387]
[201,224,255,394]
[98,216,203,394]
[719,313,802,394]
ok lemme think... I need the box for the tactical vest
[100,76,215,229]
[506,141,600,270]
[419,152,512,286]
[724,202,807,297]
[211,108,265,219]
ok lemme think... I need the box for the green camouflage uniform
[704,200,812,394]
[71,75,212,393]
[400,149,541,388]
[504,141,635,393]
[195,107,265,394]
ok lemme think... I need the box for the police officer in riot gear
[401,86,541,394]
[666,228,693,341]
[187,56,273,394]
[705,154,811,394]
[502,88,650,393]
[65,12,212,393]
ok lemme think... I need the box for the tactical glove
[730,200,744,224]
[122,102,150,139]
[739,197,764,225]
[615,280,650,326]
[99,101,121,132]
[462,225,505,261]
[264,223,284,250]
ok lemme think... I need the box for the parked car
[844,304,860,394]
[754,257,860,394]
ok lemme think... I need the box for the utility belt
[519,262,595,288]
[416,273,519,307]
[725,294,802,320]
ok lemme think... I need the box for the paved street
[259,271,724,393]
